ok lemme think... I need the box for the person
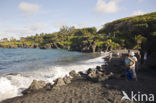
[135,51,141,70]
[129,52,138,81]
[124,54,133,80]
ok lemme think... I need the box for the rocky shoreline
[1,50,156,103]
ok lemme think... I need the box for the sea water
[0,48,108,101]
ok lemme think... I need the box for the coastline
[0,51,108,102]
[1,50,156,103]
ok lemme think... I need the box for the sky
[0,0,156,39]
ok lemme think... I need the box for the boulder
[22,80,46,94]
[87,69,97,79]
[87,68,94,74]
[96,71,103,77]
[44,83,52,90]
[78,71,87,77]
[63,76,71,84]
[69,70,80,78]
[96,66,104,72]
[53,78,65,87]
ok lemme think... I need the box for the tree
[2,38,8,42]
[10,37,16,42]
[20,37,25,42]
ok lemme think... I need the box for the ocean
[0,48,108,101]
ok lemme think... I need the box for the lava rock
[22,80,46,94]
[63,76,71,84]
[69,70,80,78]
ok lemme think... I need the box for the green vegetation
[98,12,156,49]
[0,12,156,53]
[0,26,120,52]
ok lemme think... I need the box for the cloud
[5,24,45,34]
[18,2,40,16]
[0,23,45,39]
[94,0,121,14]
[132,10,145,16]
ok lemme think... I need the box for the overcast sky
[0,0,156,39]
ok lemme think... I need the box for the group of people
[125,51,138,81]
[124,49,148,81]
[108,49,147,81]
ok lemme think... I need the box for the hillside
[99,12,156,68]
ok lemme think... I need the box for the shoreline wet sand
[1,50,156,103]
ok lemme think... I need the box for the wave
[0,52,109,101]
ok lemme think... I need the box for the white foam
[0,74,33,101]
[0,53,109,101]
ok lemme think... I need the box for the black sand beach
[1,50,156,103]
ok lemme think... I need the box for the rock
[96,71,103,76]
[98,72,114,82]
[44,83,52,90]
[69,70,80,78]
[87,69,97,79]
[87,68,94,74]
[52,78,66,90]
[96,66,104,72]
[98,75,109,82]
[28,80,46,90]
[53,78,65,87]
[78,71,87,77]
[22,80,46,94]
[63,76,71,84]
[78,71,84,76]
